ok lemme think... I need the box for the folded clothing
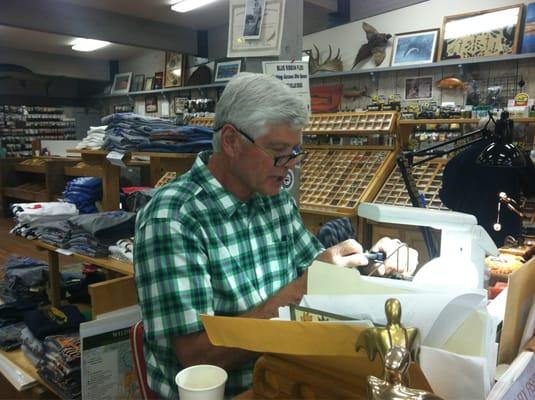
[24,305,86,340]
[10,202,78,226]
[69,211,135,246]
[0,322,26,351]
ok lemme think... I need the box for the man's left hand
[370,237,418,276]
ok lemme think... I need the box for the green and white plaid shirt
[134,151,323,398]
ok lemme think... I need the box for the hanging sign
[262,61,311,112]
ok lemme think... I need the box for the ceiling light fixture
[171,0,219,13]
[71,38,111,52]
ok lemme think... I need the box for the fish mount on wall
[309,44,343,74]
[352,22,392,69]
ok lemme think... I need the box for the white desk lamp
[358,203,498,289]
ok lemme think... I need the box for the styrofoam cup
[175,364,228,400]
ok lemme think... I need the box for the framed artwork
[391,29,439,67]
[521,2,535,53]
[145,96,158,113]
[439,4,524,60]
[214,59,242,82]
[131,74,145,92]
[404,76,433,100]
[164,52,185,88]
[144,77,154,91]
[110,72,132,95]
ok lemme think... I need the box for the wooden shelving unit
[304,111,397,134]
[0,157,78,216]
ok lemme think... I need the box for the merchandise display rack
[0,106,76,157]
[188,116,215,128]
[374,157,448,210]
[300,111,398,217]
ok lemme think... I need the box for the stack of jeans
[20,327,44,366]
[137,125,214,153]
[63,177,102,214]
[66,211,136,257]
[37,333,81,399]
[102,113,178,152]
[2,255,48,300]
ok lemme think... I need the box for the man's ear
[220,125,240,158]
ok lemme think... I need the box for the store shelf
[309,52,535,80]
[304,111,397,134]
[64,165,103,177]
[97,82,226,99]
[4,184,48,202]
[398,119,479,125]
[14,164,47,174]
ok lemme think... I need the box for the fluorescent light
[71,38,110,52]
[171,0,218,13]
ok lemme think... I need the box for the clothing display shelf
[0,157,79,217]
[0,105,76,157]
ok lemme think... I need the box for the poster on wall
[262,61,310,112]
[227,0,285,57]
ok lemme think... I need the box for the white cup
[175,364,228,400]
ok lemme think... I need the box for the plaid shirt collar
[192,151,266,217]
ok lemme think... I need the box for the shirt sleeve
[288,197,324,273]
[134,217,212,339]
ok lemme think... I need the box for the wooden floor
[0,218,60,399]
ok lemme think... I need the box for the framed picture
[164,52,185,88]
[404,76,433,100]
[243,0,266,39]
[145,96,158,113]
[439,4,524,60]
[174,97,189,114]
[131,74,145,92]
[391,29,439,67]
[110,72,132,95]
[214,60,242,82]
[144,77,154,91]
[521,3,535,53]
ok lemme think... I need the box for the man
[134,72,415,398]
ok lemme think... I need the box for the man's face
[233,124,301,197]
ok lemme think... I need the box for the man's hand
[316,239,369,268]
[370,237,418,276]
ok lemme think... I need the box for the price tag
[106,151,127,167]
[56,248,73,256]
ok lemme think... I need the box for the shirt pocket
[256,239,294,294]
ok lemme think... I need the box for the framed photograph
[144,77,154,91]
[110,72,132,95]
[131,74,145,92]
[404,76,433,100]
[439,4,524,60]
[391,29,439,67]
[145,96,158,113]
[521,2,535,53]
[214,60,242,82]
[164,52,185,88]
[243,0,266,39]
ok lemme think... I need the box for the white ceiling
[0,25,146,60]
[59,0,231,31]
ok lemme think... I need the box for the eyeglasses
[231,125,307,167]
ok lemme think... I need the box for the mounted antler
[309,44,343,74]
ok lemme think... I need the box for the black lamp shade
[477,142,527,167]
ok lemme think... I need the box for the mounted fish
[309,44,343,75]
[352,22,392,69]
[343,85,368,99]
[437,77,467,90]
